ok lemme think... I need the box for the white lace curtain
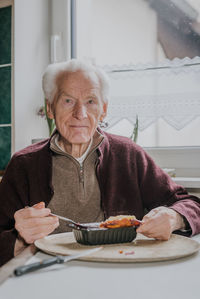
[104,57,200,131]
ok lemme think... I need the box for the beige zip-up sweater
[48,132,104,233]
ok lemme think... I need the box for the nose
[72,103,87,120]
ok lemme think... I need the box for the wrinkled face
[47,71,107,145]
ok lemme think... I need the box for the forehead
[56,71,100,95]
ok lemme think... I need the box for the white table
[0,234,200,299]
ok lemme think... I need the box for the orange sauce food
[100,215,141,228]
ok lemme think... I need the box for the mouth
[70,125,88,129]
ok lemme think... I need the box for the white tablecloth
[0,234,200,299]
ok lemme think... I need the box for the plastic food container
[69,223,137,245]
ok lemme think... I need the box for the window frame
[0,0,14,174]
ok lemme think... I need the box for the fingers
[15,203,51,220]
[18,222,59,244]
[136,207,173,240]
[136,224,170,240]
[15,215,58,230]
[33,202,45,209]
[14,202,59,244]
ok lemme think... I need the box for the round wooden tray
[35,232,200,263]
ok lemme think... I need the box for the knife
[14,247,102,276]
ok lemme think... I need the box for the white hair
[42,59,110,104]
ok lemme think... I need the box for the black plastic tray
[70,223,137,245]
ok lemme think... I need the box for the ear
[100,102,108,121]
[46,99,54,119]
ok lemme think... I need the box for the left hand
[136,206,185,240]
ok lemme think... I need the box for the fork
[50,213,100,230]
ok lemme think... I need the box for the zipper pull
[80,165,84,183]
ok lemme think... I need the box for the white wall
[14,0,50,152]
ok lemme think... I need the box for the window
[75,0,200,148]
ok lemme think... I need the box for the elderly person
[0,59,200,266]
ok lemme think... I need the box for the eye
[65,99,71,103]
[88,99,94,104]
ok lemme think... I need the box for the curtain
[104,56,200,131]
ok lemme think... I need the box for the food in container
[70,215,141,245]
[100,215,142,228]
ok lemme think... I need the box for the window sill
[172,177,200,188]
[144,147,200,189]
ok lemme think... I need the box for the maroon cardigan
[1,130,200,266]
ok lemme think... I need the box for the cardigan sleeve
[136,149,200,236]
[0,155,29,266]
